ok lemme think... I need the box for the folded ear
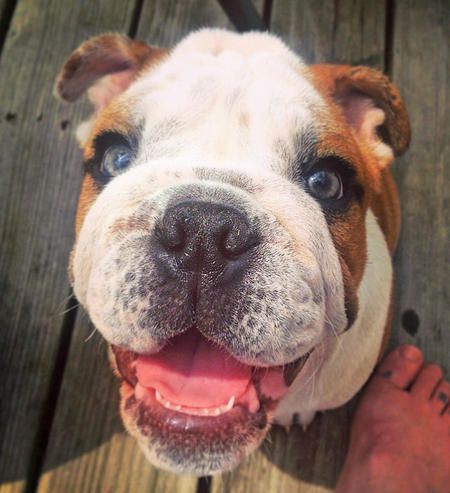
[310,64,410,168]
[55,33,166,110]
[55,34,166,145]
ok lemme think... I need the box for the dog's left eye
[101,145,133,176]
[306,170,343,201]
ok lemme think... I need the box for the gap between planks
[0,0,17,54]
[384,0,396,75]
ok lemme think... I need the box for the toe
[411,363,444,399]
[375,345,424,390]
[430,380,450,414]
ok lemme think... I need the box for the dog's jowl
[56,29,409,474]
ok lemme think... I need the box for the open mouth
[112,328,311,426]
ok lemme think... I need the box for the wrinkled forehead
[112,30,328,175]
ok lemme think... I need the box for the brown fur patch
[83,100,138,160]
[309,63,409,338]
[310,64,410,156]
[75,174,99,235]
[311,69,402,251]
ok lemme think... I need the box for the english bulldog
[56,29,409,475]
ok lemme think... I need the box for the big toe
[374,345,424,390]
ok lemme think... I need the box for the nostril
[218,221,258,259]
[155,221,186,252]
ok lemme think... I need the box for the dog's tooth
[225,396,235,411]
[174,405,181,411]
[155,390,176,411]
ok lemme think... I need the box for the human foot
[336,345,450,493]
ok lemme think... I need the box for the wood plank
[389,0,449,371]
[212,1,387,492]
[0,1,140,492]
[38,2,232,492]
[271,0,386,67]
[136,0,233,45]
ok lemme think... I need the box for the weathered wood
[2,0,446,492]
[38,2,232,492]
[212,1,387,492]
[0,0,139,492]
[136,0,233,46]
[389,0,449,371]
[271,0,386,68]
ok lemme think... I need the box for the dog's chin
[110,328,311,475]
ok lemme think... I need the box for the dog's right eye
[101,145,134,177]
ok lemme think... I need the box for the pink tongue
[135,330,252,408]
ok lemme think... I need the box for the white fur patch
[124,29,324,174]
[274,209,392,426]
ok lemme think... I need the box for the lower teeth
[155,390,235,416]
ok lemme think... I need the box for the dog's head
[57,29,409,475]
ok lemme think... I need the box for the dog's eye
[101,145,133,176]
[306,170,343,201]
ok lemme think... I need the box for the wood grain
[0,0,139,491]
[2,0,447,492]
[137,0,233,45]
[271,0,386,68]
[389,0,449,370]
[38,2,232,492]
[212,1,387,492]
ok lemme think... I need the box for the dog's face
[57,30,409,474]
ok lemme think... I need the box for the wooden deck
[0,0,448,492]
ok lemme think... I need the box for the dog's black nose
[155,200,259,273]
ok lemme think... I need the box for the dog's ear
[55,33,165,110]
[55,34,166,145]
[310,64,410,168]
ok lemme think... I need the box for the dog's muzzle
[75,174,338,474]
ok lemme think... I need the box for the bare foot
[336,345,450,493]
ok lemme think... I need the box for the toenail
[380,370,393,378]
[399,345,422,362]
[438,392,449,404]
